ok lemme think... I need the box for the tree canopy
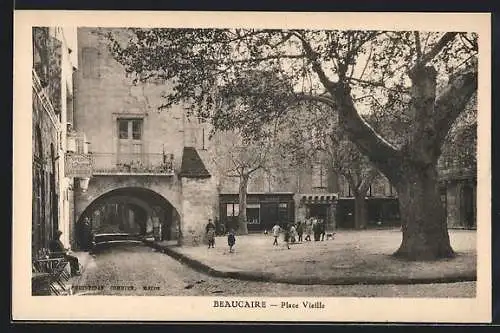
[107,29,476,147]
[106,27,479,260]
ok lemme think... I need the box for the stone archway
[76,187,181,249]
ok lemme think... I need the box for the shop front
[336,197,400,229]
[219,192,295,232]
[296,193,338,231]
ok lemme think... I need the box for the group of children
[205,217,327,252]
[271,217,327,249]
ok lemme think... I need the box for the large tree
[107,28,478,260]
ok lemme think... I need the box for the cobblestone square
[173,229,476,283]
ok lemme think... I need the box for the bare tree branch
[358,44,373,81]
[334,83,401,169]
[291,30,337,90]
[412,32,458,71]
[349,77,410,94]
[295,93,337,108]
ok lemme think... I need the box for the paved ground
[70,243,475,297]
[166,229,476,284]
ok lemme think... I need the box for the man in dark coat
[319,219,326,241]
[206,219,216,248]
[81,216,92,250]
[296,221,304,242]
[49,230,81,276]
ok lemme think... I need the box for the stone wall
[180,177,217,246]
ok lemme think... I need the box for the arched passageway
[76,187,180,250]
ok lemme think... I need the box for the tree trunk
[238,174,249,235]
[353,193,368,229]
[392,161,454,260]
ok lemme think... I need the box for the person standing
[227,229,236,253]
[313,218,320,241]
[320,219,326,241]
[81,216,92,251]
[49,230,81,276]
[289,224,297,244]
[272,223,281,246]
[304,218,312,242]
[296,221,304,243]
[206,219,216,248]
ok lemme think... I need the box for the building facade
[32,27,78,257]
[73,28,216,247]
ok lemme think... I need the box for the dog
[325,232,336,240]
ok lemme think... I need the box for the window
[132,120,142,140]
[117,118,144,164]
[226,204,234,217]
[278,203,288,223]
[66,87,74,127]
[119,120,128,139]
[118,119,143,140]
[226,203,239,217]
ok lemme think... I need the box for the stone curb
[144,240,477,286]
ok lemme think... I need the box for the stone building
[32,27,78,256]
[72,28,216,247]
[215,147,338,232]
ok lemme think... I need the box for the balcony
[91,153,175,176]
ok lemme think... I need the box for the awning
[300,193,337,204]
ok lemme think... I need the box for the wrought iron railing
[91,153,174,175]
